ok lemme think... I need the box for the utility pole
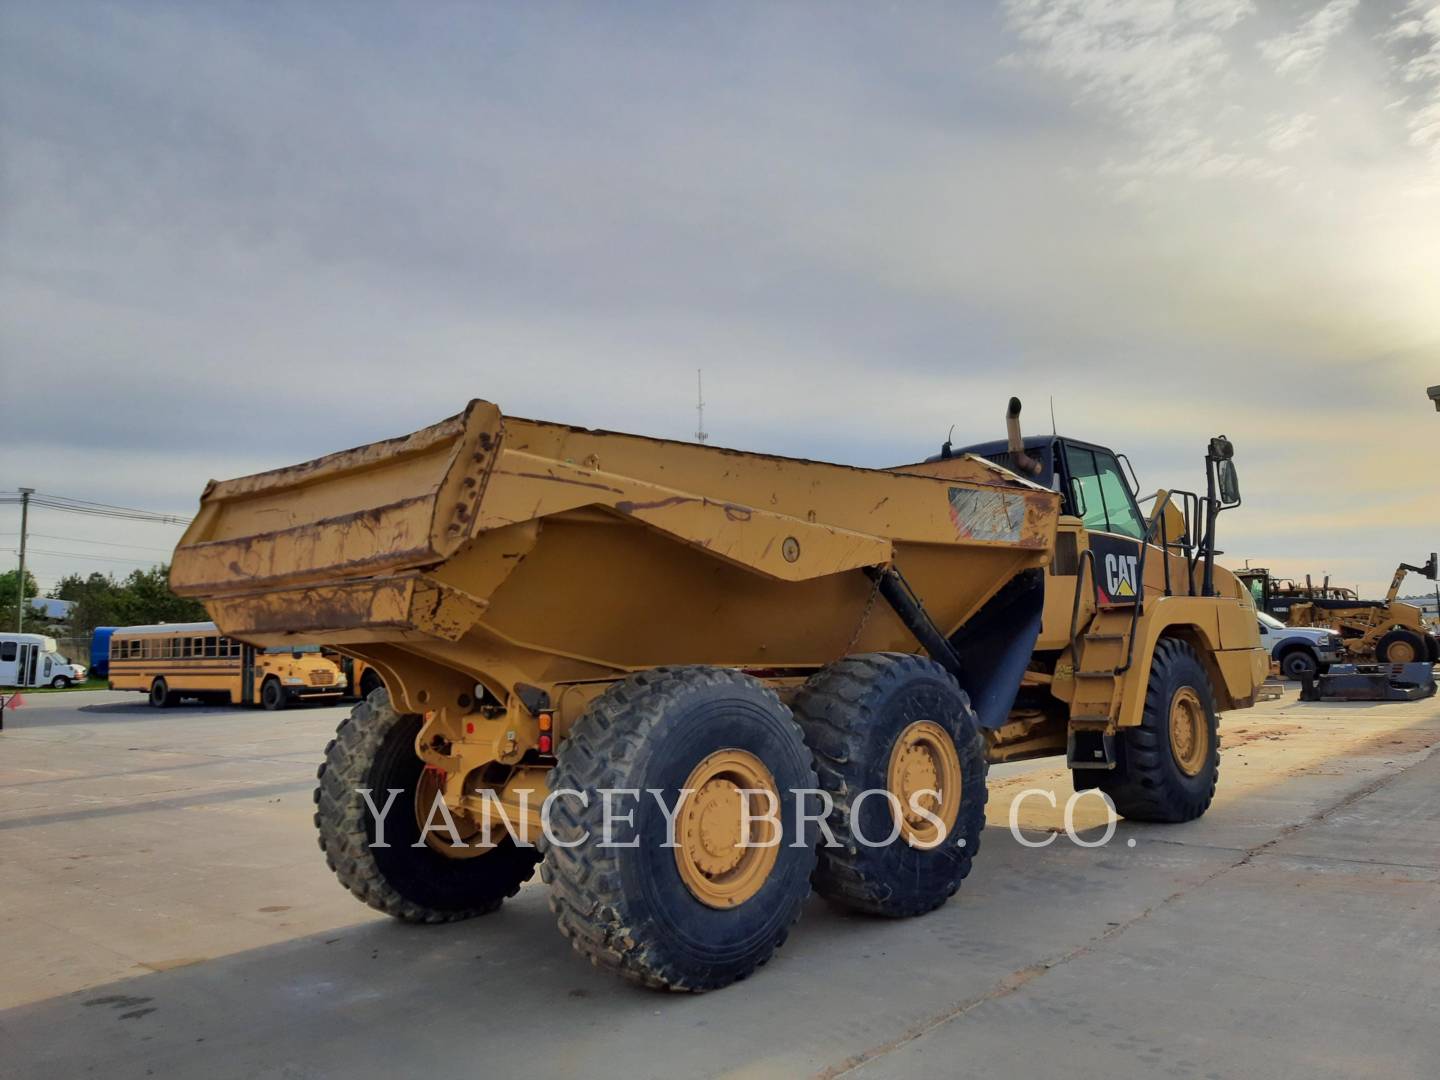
[695,369,708,444]
[16,487,33,632]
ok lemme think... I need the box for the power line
[4,546,165,567]
[0,490,192,526]
[0,531,176,554]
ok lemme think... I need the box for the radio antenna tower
[695,369,708,444]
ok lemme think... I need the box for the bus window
[204,637,218,658]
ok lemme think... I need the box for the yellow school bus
[108,622,347,709]
[322,651,387,701]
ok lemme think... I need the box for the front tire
[260,678,287,711]
[313,689,541,922]
[541,666,819,991]
[1280,648,1318,682]
[1097,638,1219,823]
[793,653,987,917]
[50,676,72,690]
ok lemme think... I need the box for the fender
[1270,634,1321,660]
[1115,594,1268,728]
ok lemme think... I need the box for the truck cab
[1256,610,1344,680]
[947,433,1147,542]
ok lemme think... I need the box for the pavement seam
[815,738,1440,1079]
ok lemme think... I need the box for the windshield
[1257,612,1286,630]
[263,644,322,655]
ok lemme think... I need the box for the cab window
[1066,446,1146,540]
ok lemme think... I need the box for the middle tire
[793,652,988,918]
[541,666,819,992]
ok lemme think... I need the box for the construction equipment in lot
[1238,556,1440,665]
[169,398,1266,991]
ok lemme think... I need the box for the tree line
[0,565,207,643]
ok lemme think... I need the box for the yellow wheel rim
[675,749,780,909]
[1386,640,1418,663]
[415,767,493,859]
[886,721,963,848]
[1168,687,1209,777]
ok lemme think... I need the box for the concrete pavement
[1,686,1437,1078]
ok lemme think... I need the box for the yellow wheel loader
[170,397,1265,991]
[1239,556,1440,665]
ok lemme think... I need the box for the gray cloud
[1,1,1437,595]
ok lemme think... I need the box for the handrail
[1074,488,1215,679]
[1068,547,1100,664]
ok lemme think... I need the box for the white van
[0,633,88,689]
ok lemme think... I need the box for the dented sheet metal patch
[947,487,1025,542]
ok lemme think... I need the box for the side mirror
[1069,477,1088,519]
[1425,552,1438,581]
[1216,459,1241,506]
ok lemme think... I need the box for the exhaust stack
[1006,397,1044,477]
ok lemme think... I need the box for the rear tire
[540,666,819,992]
[359,668,385,701]
[1096,638,1219,823]
[1376,628,1426,665]
[792,653,987,917]
[149,678,173,708]
[314,689,540,922]
[1280,648,1318,682]
[261,677,287,711]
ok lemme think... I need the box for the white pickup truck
[1256,611,1344,681]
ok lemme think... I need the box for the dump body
[171,400,1059,716]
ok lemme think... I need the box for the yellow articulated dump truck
[170,397,1265,991]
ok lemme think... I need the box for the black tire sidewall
[622,689,816,977]
[1144,645,1219,799]
[1281,648,1317,681]
[839,668,984,902]
[261,679,284,710]
[362,712,538,914]
[1378,629,1425,664]
[52,676,70,689]
[150,678,169,708]
[547,673,818,986]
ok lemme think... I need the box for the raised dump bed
[171,400,1058,701]
[171,399,1261,991]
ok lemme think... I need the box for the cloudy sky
[2,1,1437,597]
